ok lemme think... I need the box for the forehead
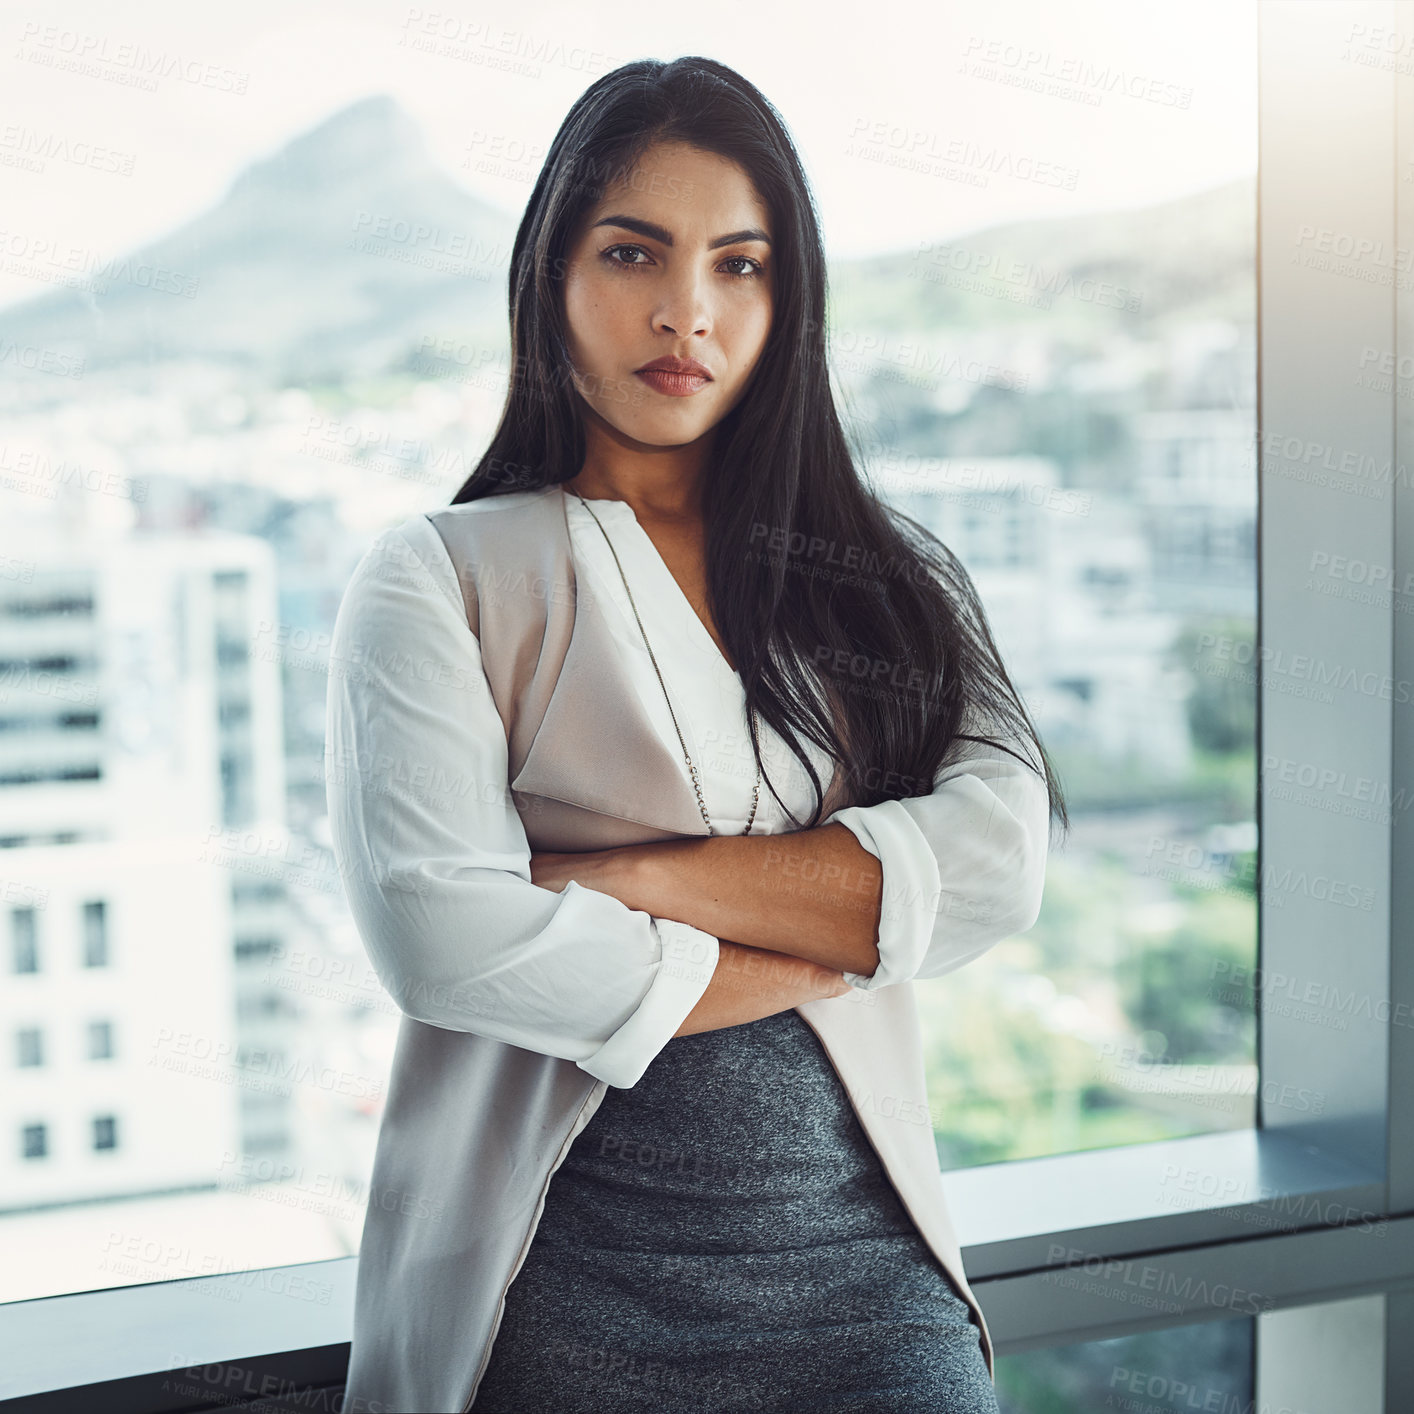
[583,142,770,236]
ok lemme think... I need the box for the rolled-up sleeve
[323,515,719,1088]
[824,736,1051,991]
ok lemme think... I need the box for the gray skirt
[471,1007,998,1413]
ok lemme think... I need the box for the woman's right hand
[801,957,855,1000]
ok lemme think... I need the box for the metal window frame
[2,2,1412,1409]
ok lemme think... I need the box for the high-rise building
[0,521,294,1211]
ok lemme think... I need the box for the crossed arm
[529,823,886,979]
[328,516,1049,1087]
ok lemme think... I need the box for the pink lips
[635,368,711,396]
[634,355,713,398]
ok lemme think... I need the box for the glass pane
[996,1315,1253,1412]
[0,1,1257,1308]
[844,5,1260,1167]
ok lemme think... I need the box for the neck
[565,468,705,524]
[565,418,709,524]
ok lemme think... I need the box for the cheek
[750,301,773,349]
[566,272,633,362]
[724,299,773,376]
[562,272,594,352]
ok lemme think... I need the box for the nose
[654,268,712,338]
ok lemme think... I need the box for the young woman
[327,55,1066,1414]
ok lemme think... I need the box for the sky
[0,0,1258,311]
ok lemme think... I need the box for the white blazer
[325,485,1050,1412]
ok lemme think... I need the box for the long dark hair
[450,55,1069,841]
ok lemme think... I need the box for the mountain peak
[233,93,434,194]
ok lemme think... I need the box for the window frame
[3,1,1413,1407]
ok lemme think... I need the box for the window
[860,44,1260,1171]
[0,6,1408,1412]
[87,1021,114,1062]
[16,1028,43,1068]
[10,908,38,974]
[996,1314,1252,1411]
[81,901,108,968]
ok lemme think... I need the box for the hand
[812,963,855,999]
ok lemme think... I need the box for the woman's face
[561,141,774,448]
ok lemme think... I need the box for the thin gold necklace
[569,487,762,836]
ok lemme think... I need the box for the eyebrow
[591,213,772,249]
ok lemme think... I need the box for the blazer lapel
[430,485,851,841]
[508,524,715,835]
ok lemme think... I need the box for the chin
[603,407,713,442]
[623,422,710,450]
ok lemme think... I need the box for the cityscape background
[1,9,1261,1402]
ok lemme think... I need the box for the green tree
[1172,616,1256,755]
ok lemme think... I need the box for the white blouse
[324,494,1051,1089]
